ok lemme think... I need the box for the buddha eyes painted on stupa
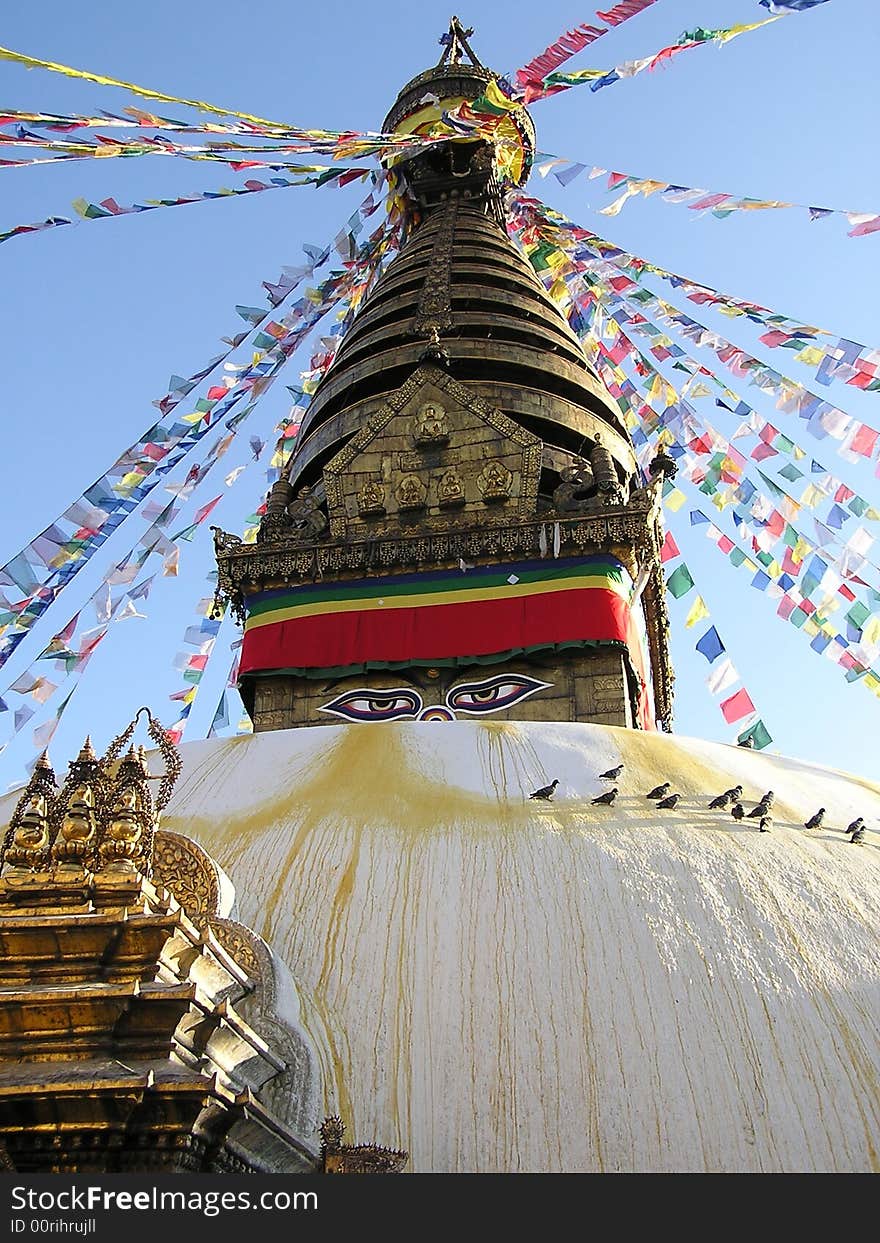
[318,674,552,723]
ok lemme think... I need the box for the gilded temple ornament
[396,474,427,511]
[477,461,513,503]
[1,752,56,873]
[52,738,100,871]
[319,1116,408,1175]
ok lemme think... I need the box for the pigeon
[731,802,745,821]
[845,817,864,835]
[715,784,743,805]
[529,779,559,801]
[747,792,774,819]
[592,787,618,806]
[758,815,772,833]
[599,764,624,781]
[657,793,681,810]
[850,826,866,844]
[645,782,670,800]
[708,791,733,810]
[804,808,825,830]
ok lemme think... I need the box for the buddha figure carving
[396,474,427,511]
[437,469,465,508]
[358,479,386,518]
[412,402,450,447]
[477,461,512,502]
[52,738,100,870]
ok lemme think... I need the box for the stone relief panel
[322,365,542,539]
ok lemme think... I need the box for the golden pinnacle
[77,737,97,762]
[35,750,53,774]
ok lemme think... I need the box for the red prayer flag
[719,687,755,724]
[660,531,680,563]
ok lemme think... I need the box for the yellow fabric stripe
[245,574,629,630]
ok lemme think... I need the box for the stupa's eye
[318,688,423,722]
[446,674,552,715]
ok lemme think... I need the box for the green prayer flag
[738,720,772,750]
[666,564,695,599]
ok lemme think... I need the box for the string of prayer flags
[654,497,773,746]
[0,212,399,669]
[509,196,880,395]
[0,165,372,247]
[521,16,785,104]
[0,44,302,130]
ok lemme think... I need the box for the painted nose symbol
[418,706,454,721]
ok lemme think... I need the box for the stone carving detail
[477,462,513,503]
[437,469,465,508]
[553,461,596,513]
[411,402,450,447]
[413,197,457,336]
[357,480,387,518]
[287,486,328,540]
[152,830,222,923]
[396,474,427,511]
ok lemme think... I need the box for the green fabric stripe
[247,559,624,616]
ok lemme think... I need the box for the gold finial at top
[34,750,53,774]
[437,16,482,69]
[77,737,97,763]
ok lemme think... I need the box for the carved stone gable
[323,365,542,539]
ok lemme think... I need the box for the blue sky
[1,0,879,785]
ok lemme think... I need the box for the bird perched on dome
[592,787,618,806]
[845,816,864,835]
[529,779,559,801]
[599,764,624,781]
[657,793,681,810]
[747,791,774,818]
[645,782,670,800]
[850,825,866,844]
[804,809,825,830]
[759,815,772,833]
[731,802,745,821]
[708,785,742,809]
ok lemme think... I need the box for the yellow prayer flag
[685,595,710,629]
[800,484,825,508]
[483,79,522,113]
[715,18,781,45]
[862,616,880,647]
[794,345,825,367]
[664,488,687,513]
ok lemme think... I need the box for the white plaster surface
[150,722,879,1170]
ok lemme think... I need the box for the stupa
[2,21,878,1175]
